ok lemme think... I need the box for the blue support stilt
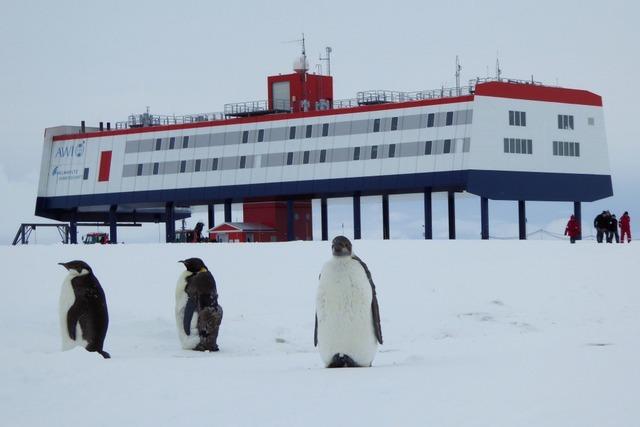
[353,193,361,240]
[481,197,489,240]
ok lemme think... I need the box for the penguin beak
[58,262,69,270]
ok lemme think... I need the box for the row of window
[503,138,533,154]
[553,141,580,157]
[126,109,474,154]
[125,138,471,177]
[509,111,527,127]
[507,112,584,131]
[558,114,574,130]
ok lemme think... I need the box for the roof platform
[224,100,291,118]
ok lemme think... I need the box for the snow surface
[0,240,638,426]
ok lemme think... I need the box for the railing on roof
[224,99,291,117]
[115,112,225,129]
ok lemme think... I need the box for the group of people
[564,211,631,243]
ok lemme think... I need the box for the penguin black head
[331,236,352,257]
[58,260,93,274]
[179,257,208,273]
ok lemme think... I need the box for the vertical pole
[165,202,175,243]
[321,197,328,241]
[20,226,25,244]
[224,199,232,222]
[448,191,456,240]
[109,204,118,244]
[382,194,390,240]
[69,208,78,244]
[353,192,361,240]
[287,199,295,241]
[518,200,527,240]
[424,188,432,239]
[207,204,215,230]
[481,197,489,240]
[573,201,582,241]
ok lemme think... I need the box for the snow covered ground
[0,240,638,426]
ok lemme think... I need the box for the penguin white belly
[316,258,378,367]
[59,274,88,351]
[175,271,199,349]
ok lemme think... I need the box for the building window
[445,111,454,126]
[504,138,533,154]
[558,114,574,130]
[239,156,246,169]
[305,125,312,138]
[136,164,143,176]
[553,141,580,157]
[353,146,361,160]
[153,162,159,175]
[83,168,89,180]
[289,126,296,139]
[242,131,248,144]
[371,145,378,159]
[195,159,201,172]
[322,123,329,137]
[319,149,327,163]
[303,151,310,164]
[427,113,435,128]
[391,117,398,131]
[443,139,452,154]
[180,160,186,173]
[155,138,162,151]
[257,129,264,142]
[286,152,294,165]
[424,140,432,155]
[211,158,218,171]
[169,137,175,149]
[588,117,595,126]
[182,136,189,148]
[373,118,380,133]
[509,110,526,126]
[388,144,396,158]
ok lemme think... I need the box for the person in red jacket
[619,211,631,243]
[564,215,581,244]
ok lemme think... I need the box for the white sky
[1,0,638,243]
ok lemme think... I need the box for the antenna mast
[496,57,502,81]
[455,56,461,95]
[320,46,333,76]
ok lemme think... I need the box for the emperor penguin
[315,236,383,368]
[58,260,110,359]
[176,258,223,351]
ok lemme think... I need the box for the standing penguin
[176,258,223,351]
[58,260,110,359]
[315,236,383,368]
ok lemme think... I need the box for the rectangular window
[588,117,595,126]
[305,125,312,138]
[182,136,189,148]
[388,144,396,158]
[289,126,296,140]
[509,111,514,126]
[319,149,327,163]
[509,138,515,153]
[425,140,433,155]
[569,115,574,129]
[169,137,175,149]
[239,156,246,169]
[153,162,159,175]
[257,129,264,142]
[527,139,532,154]
[558,114,574,130]
[286,152,294,165]
[373,118,380,133]
[180,160,186,173]
[443,139,452,154]
[242,131,249,144]
[509,111,526,127]
[303,151,310,164]
[504,138,510,153]
[195,159,201,172]
[391,117,398,131]
[445,111,454,126]
[521,113,526,127]
[553,141,580,157]
[211,158,219,171]
[569,142,575,157]
[575,143,580,156]
[371,145,378,159]
[353,147,361,160]
[515,139,522,154]
[83,168,89,180]
[136,164,143,176]
[427,113,435,128]
[514,112,521,126]
[155,138,162,151]
[322,123,329,137]
[553,141,558,155]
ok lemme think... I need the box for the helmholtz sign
[51,140,86,181]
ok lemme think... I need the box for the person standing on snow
[593,211,608,243]
[619,211,632,243]
[564,215,581,244]
[606,213,619,243]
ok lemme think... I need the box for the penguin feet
[327,353,359,368]
[98,350,111,359]
[194,341,219,352]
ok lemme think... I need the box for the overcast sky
[1,0,638,244]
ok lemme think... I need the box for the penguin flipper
[66,305,80,340]
[314,313,318,347]
[183,296,197,336]
[352,255,383,344]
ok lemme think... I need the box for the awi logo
[54,141,86,159]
